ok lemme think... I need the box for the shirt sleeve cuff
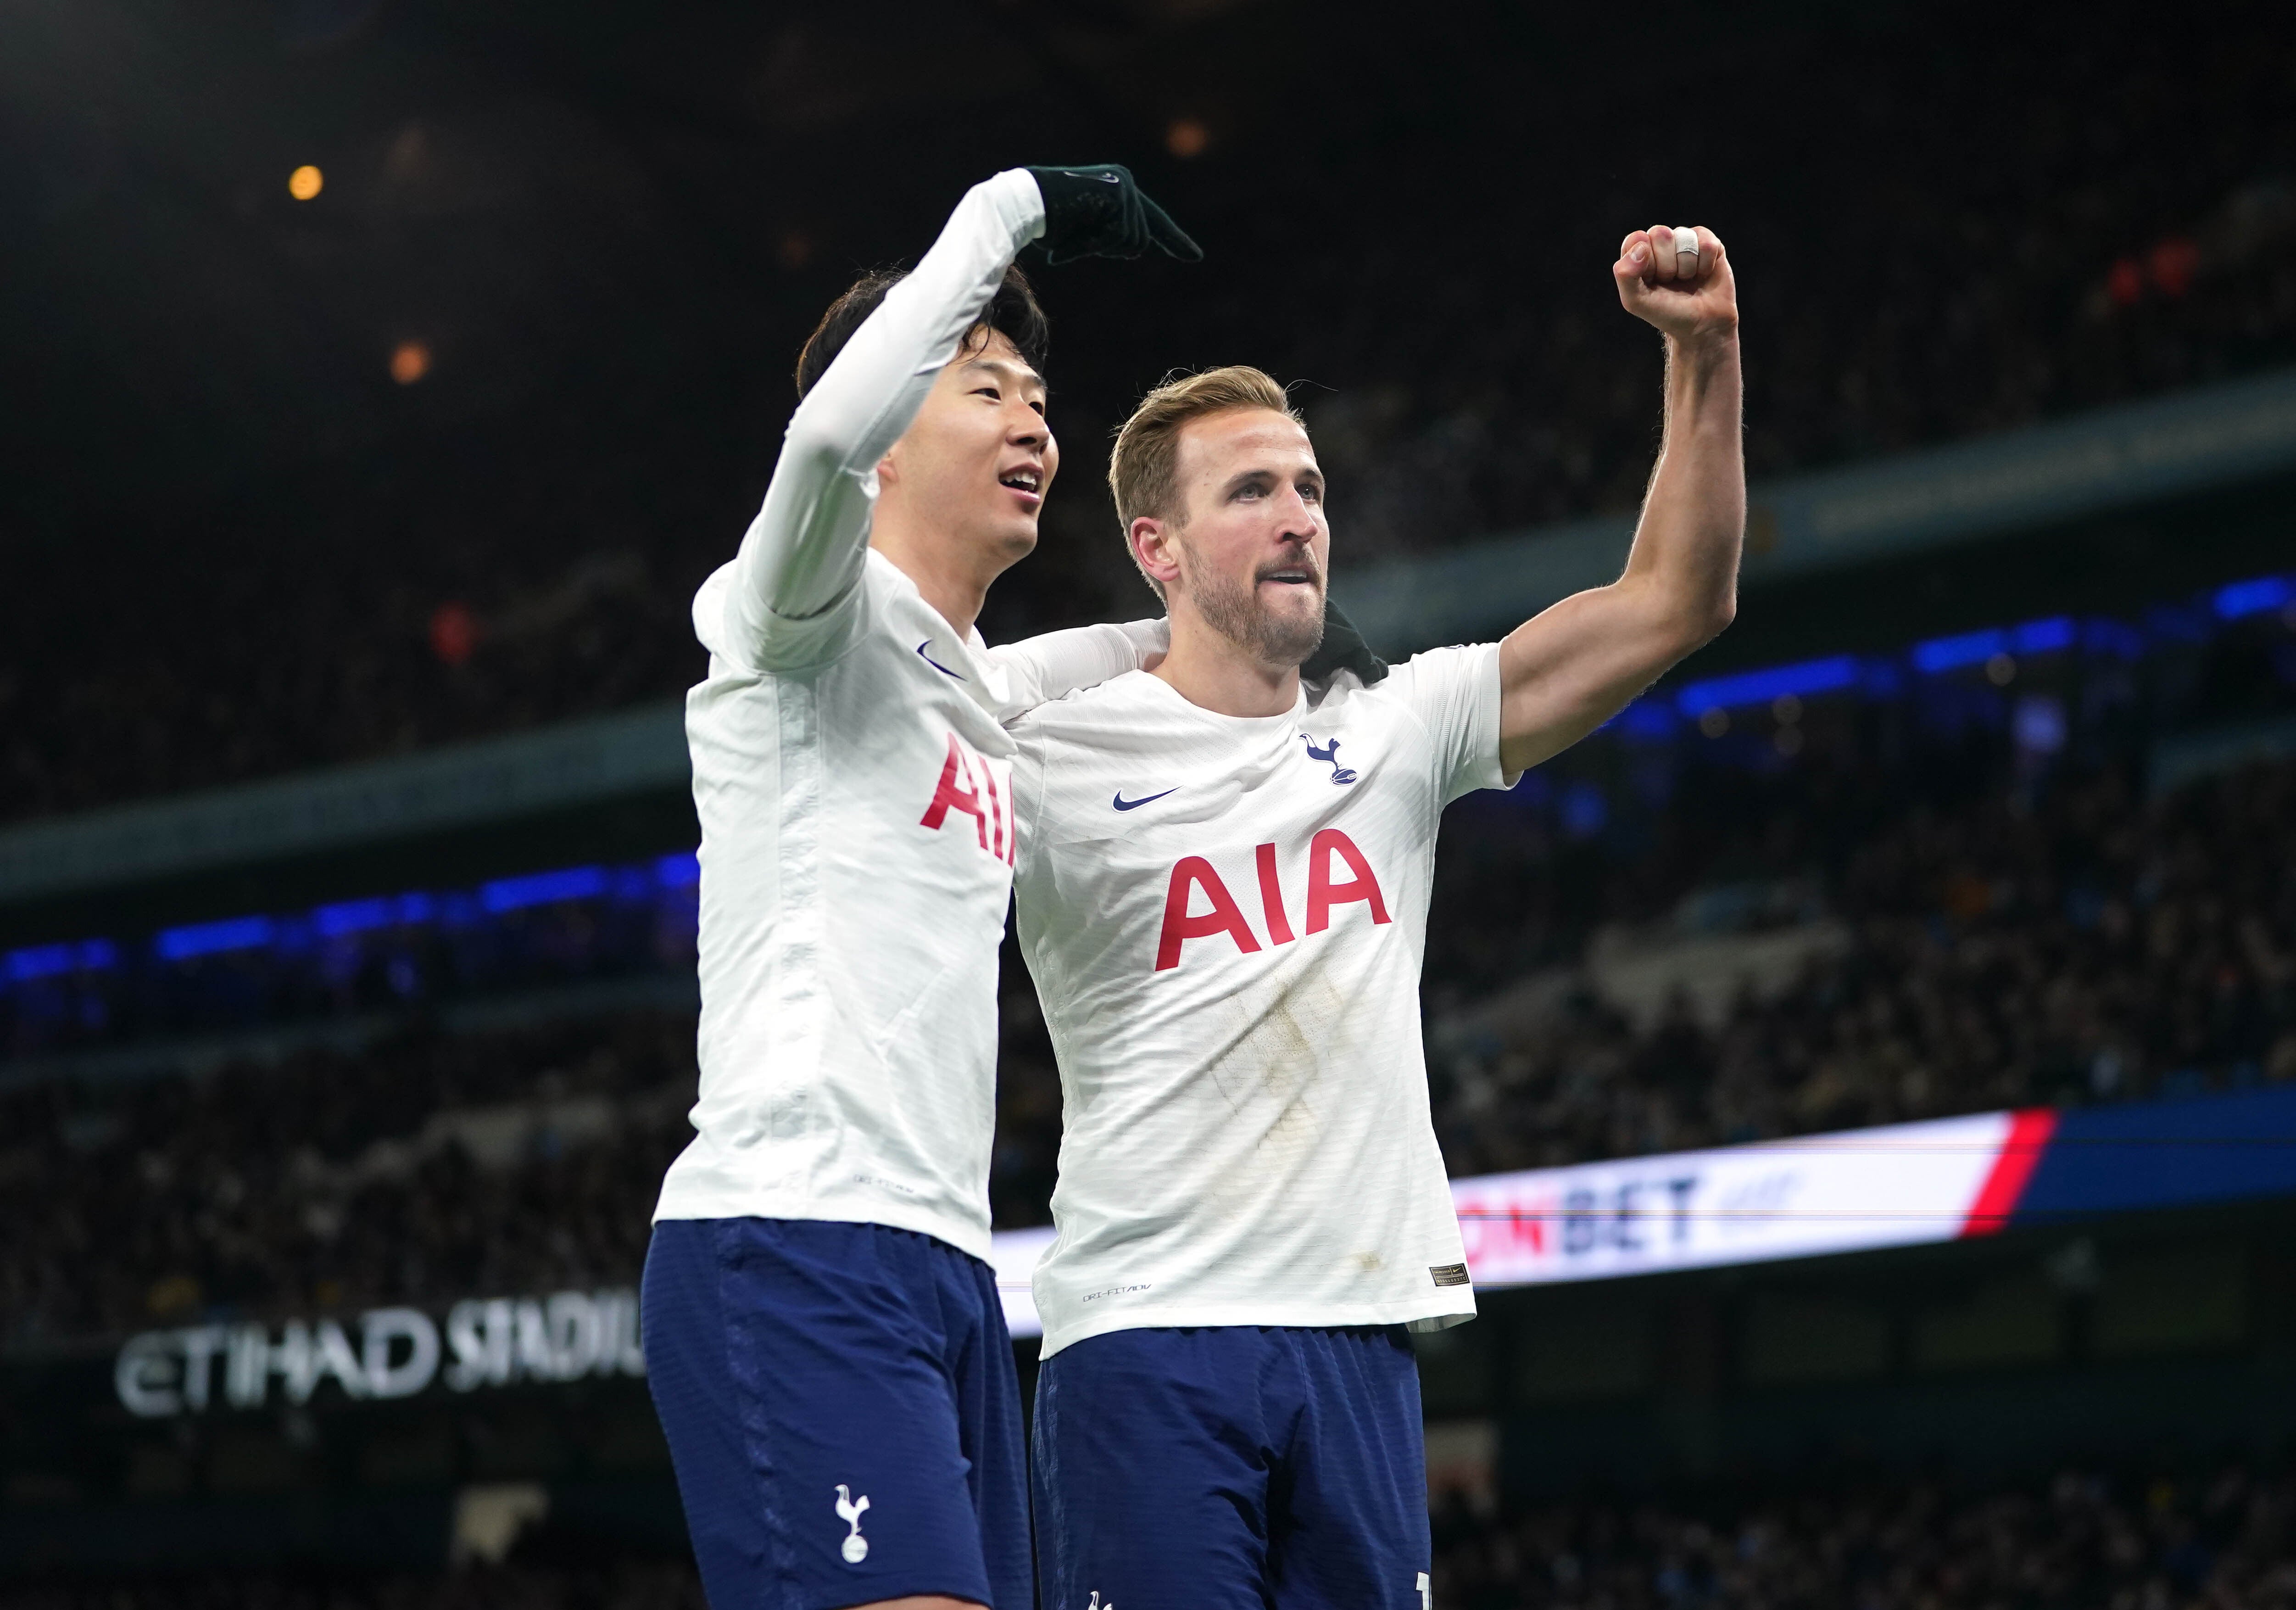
[988,168,1049,249]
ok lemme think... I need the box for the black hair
[794,263,1050,399]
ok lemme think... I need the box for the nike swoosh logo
[1112,788,1177,811]
[915,641,965,680]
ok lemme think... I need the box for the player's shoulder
[1309,642,1497,716]
[1008,667,1165,741]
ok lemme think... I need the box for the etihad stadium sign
[115,1288,644,1418]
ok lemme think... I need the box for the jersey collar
[868,549,1010,715]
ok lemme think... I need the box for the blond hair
[1108,366,1301,601]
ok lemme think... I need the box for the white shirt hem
[651,1187,993,1265]
[1036,1292,1479,1358]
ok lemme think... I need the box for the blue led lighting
[1676,655,1857,717]
[2216,575,2293,620]
[2011,616,2076,654]
[480,866,610,913]
[656,852,701,889]
[1911,616,2073,674]
[1616,700,1678,739]
[1911,627,2004,673]
[156,915,276,962]
[314,897,396,938]
[6,944,77,983]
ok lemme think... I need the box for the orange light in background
[429,601,479,666]
[1165,118,1210,158]
[390,341,432,385]
[2148,236,2199,299]
[288,164,324,201]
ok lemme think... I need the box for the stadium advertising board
[991,1087,2296,1336]
[110,1087,2296,1390]
[115,1288,644,1418]
[1449,1111,2040,1286]
[979,1112,2044,1339]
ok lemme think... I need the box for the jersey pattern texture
[1010,644,1510,1354]
[657,551,1027,1257]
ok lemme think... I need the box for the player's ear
[1130,514,1182,592]
[875,444,900,486]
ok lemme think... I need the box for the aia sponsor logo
[919,732,1014,866]
[1152,829,1389,972]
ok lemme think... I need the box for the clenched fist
[1614,225,1737,346]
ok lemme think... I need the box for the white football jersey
[1010,644,1512,1355]
[652,170,1160,1259]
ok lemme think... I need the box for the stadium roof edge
[0,701,688,908]
[1337,364,2296,652]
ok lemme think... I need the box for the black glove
[1303,598,1388,686]
[1025,164,1203,265]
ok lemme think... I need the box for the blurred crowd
[1,1464,2287,1609]
[0,1561,704,1610]
[1430,1464,2296,1610]
[1428,752,2296,1178]
[5,1,2295,826]
[0,1013,693,1346]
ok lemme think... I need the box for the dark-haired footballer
[641,168,1196,1610]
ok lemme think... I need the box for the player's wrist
[1666,322,1740,367]
[988,167,1049,242]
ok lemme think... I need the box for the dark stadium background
[5,1,2296,1604]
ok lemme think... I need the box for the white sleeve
[989,618,1169,719]
[1386,643,1512,803]
[708,170,1047,672]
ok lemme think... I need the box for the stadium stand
[0,1462,2286,1607]
[1427,1464,2296,1610]
[1427,743,2296,1178]
[0,1562,708,1610]
[0,1011,693,1347]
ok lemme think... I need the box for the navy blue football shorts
[1033,1325,1432,1609]
[641,1217,1029,1609]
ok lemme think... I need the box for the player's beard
[1191,559,1327,669]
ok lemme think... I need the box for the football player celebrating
[642,167,1195,1610]
[1009,225,1741,1605]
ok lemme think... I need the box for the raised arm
[723,171,1046,666]
[1496,225,1744,774]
